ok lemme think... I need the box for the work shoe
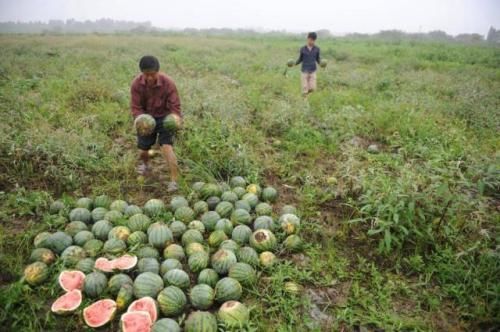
[167,181,178,193]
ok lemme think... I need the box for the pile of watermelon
[23,176,303,331]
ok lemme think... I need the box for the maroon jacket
[130,72,182,119]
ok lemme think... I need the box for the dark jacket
[296,45,320,73]
[130,72,182,119]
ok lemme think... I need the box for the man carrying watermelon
[131,55,182,192]
[294,32,322,96]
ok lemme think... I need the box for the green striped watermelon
[189,284,215,310]
[133,272,164,298]
[157,286,186,317]
[214,277,242,302]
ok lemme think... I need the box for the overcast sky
[0,0,499,35]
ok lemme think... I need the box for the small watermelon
[189,284,215,310]
[184,311,218,332]
[197,268,220,288]
[157,286,187,317]
[135,114,156,136]
[24,262,49,286]
[84,271,108,298]
[134,272,164,298]
[218,300,250,328]
[214,277,242,303]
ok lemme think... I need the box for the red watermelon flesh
[83,299,117,328]
[113,254,138,270]
[95,257,115,272]
[58,270,86,292]
[127,297,158,322]
[121,311,152,332]
[51,289,82,314]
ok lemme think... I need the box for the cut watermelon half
[121,311,152,332]
[83,299,117,328]
[127,297,158,322]
[58,270,86,292]
[51,289,82,315]
[95,257,115,273]
[113,254,138,271]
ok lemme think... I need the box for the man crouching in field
[295,32,321,96]
[131,55,182,192]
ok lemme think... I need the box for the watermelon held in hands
[58,270,86,292]
[320,59,327,68]
[121,311,153,332]
[127,296,158,323]
[135,114,156,136]
[51,289,82,315]
[218,300,250,328]
[83,299,117,328]
[163,113,180,132]
[24,262,49,286]
[287,59,295,67]
[184,311,218,332]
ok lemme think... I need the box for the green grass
[0,34,499,331]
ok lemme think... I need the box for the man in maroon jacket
[130,55,182,192]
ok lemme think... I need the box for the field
[0,34,499,331]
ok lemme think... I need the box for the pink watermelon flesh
[83,299,117,328]
[95,257,115,272]
[127,297,157,322]
[113,254,138,270]
[51,289,82,314]
[121,311,152,332]
[58,270,86,292]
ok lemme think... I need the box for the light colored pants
[301,71,317,94]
